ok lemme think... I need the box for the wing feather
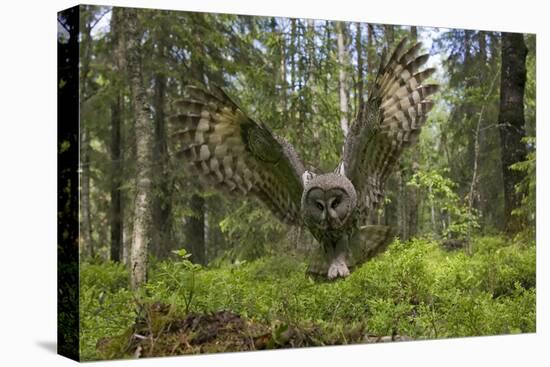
[341,38,438,221]
[170,86,305,224]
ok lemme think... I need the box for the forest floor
[96,303,415,359]
[81,235,536,361]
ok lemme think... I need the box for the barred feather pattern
[341,38,438,222]
[169,86,305,224]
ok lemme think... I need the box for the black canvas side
[57,5,80,362]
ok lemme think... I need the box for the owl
[170,38,438,279]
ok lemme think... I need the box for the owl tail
[306,225,393,279]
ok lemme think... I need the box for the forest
[58,5,535,361]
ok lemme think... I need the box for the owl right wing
[169,85,306,224]
[340,38,438,222]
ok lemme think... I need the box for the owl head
[301,172,357,230]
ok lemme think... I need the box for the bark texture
[110,8,124,262]
[79,11,94,258]
[125,8,153,290]
[498,32,528,233]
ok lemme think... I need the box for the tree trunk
[306,19,317,80]
[498,32,528,233]
[355,22,364,120]
[79,12,94,259]
[289,19,297,121]
[406,25,419,240]
[322,21,332,94]
[182,21,209,266]
[186,194,206,265]
[122,217,132,265]
[306,19,321,166]
[295,21,306,131]
[397,169,408,239]
[290,19,297,91]
[336,21,349,137]
[278,19,288,124]
[366,24,376,86]
[384,24,395,46]
[429,185,437,233]
[478,31,487,66]
[80,129,93,258]
[151,45,174,260]
[110,94,123,262]
[271,17,287,125]
[411,26,418,41]
[124,8,153,290]
[467,72,499,252]
[109,8,124,262]
[204,207,210,262]
[464,30,473,70]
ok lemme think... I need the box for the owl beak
[327,210,335,228]
[326,197,342,228]
[327,208,341,228]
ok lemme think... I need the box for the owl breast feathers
[170,38,438,279]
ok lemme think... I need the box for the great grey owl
[170,38,438,279]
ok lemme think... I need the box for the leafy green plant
[408,169,480,239]
[219,201,286,261]
[147,248,202,313]
[79,262,134,360]
[80,236,535,360]
[510,136,536,241]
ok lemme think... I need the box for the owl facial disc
[301,173,357,230]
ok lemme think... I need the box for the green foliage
[80,236,535,359]
[408,169,479,238]
[219,200,286,261]
[524,34,536,136]
[77,10,536,360]
[146,248,202,313]
[79,262,134,360]
[510,136,536,240]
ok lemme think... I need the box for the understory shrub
[80,236,535,359]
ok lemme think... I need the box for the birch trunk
[124,8,153,290]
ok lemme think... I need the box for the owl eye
[331,198,341,208]
[316,202,324,211]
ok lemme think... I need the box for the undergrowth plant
[80,236,536,360]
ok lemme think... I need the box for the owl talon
[327,257,350,279]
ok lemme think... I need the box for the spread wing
[169,85,306,224]
[340,38,438,222]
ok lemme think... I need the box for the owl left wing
[169,85,306,224]
[340,38,438,222]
